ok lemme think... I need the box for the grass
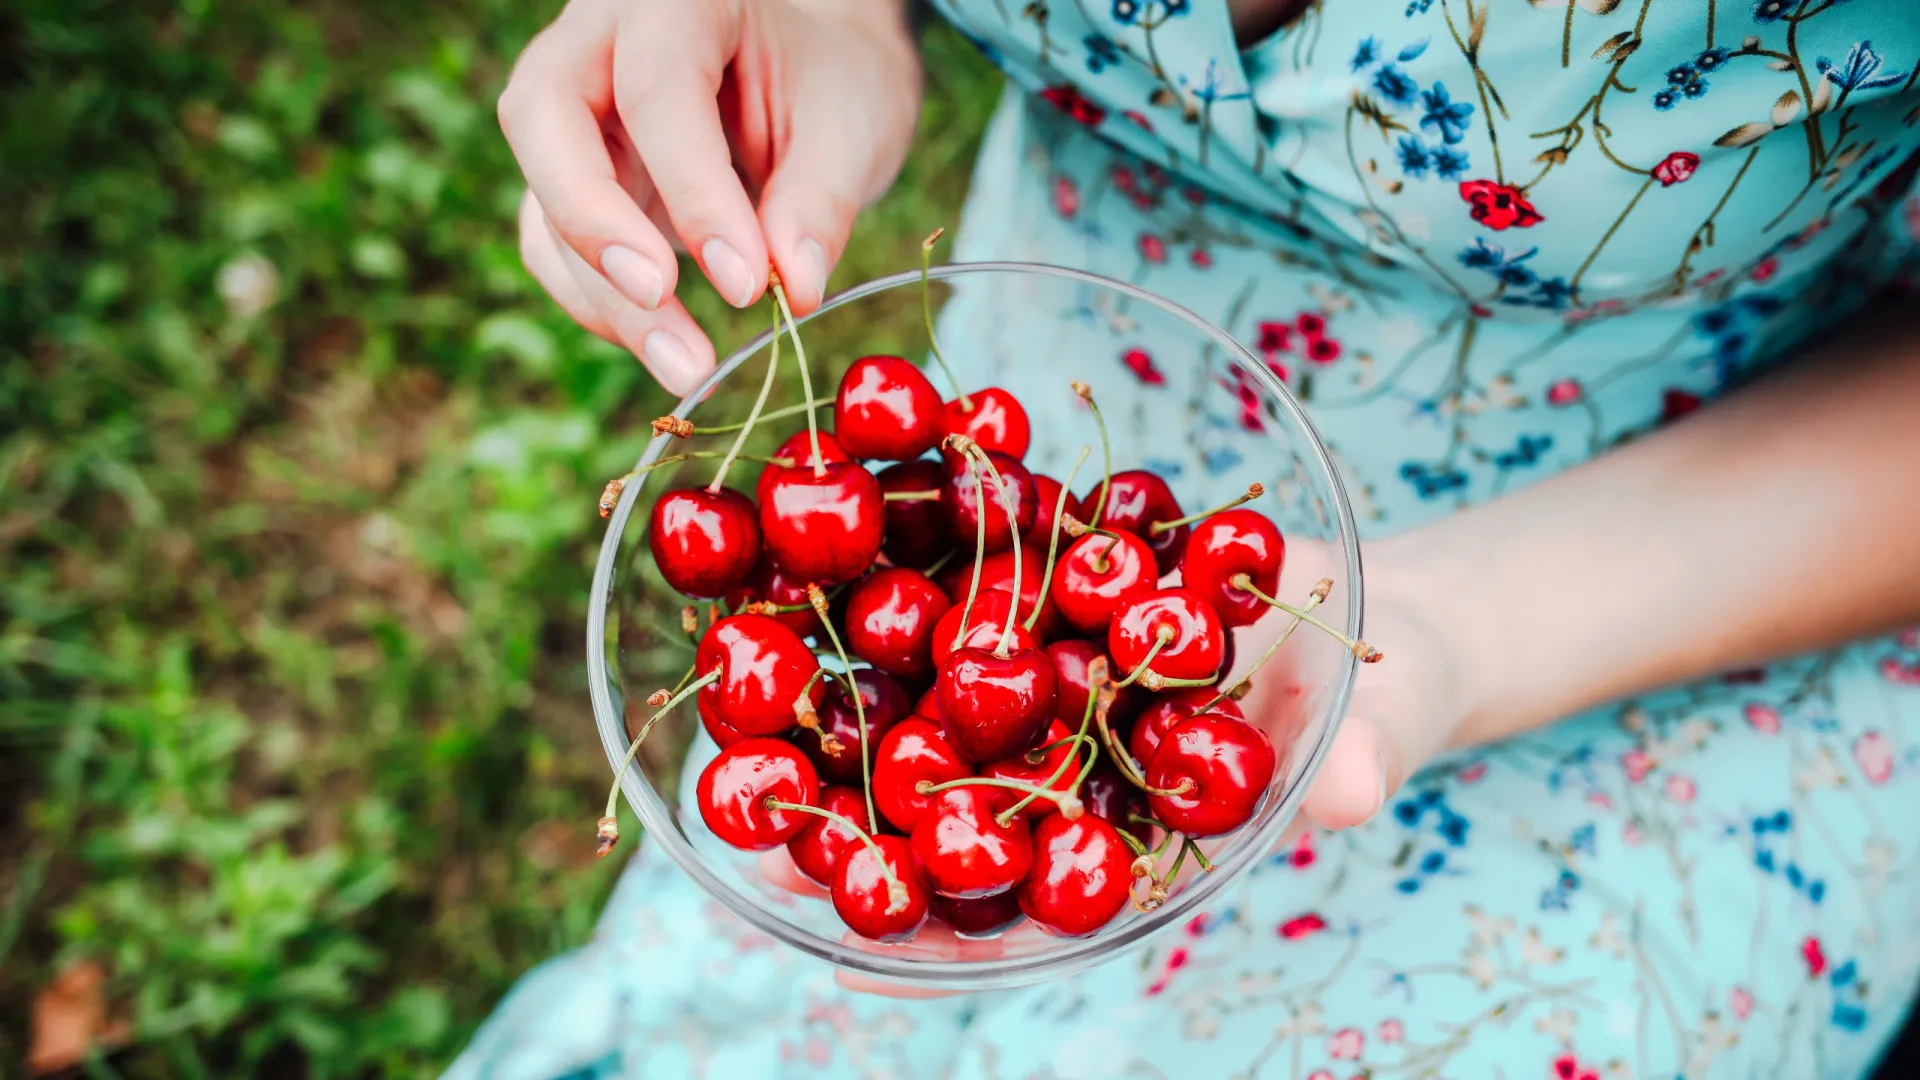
[0,1,1001,1074]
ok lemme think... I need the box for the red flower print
[1306,336,1342,364]
[1144,162,1169,186]
[1256,320,1293,355]
[1040,84,1107,127]
[1652,151,1700,186]
[1182,186,1207,206]
[1459,178,1545,230]
[1131,191,1153,210]
[1295,311,1326,338]
[1185,913,1211,936]
[1111,164,1137,194]
[1803,936,1827,978]
[1658,388,1703,424]
[1288,829,1316,868]
[1545,378,1582,406]
[1744,702,1783,734]
[1052,176,1080,219]
[1751,256,1778,283]
[1123,109,1154,132]
[1551,1054,1601,1080]
[1166,946,1191,970]
[1279,912,1326,939]
[1621,748,1654,783]
[1190,248,1214,269]
[1457,761,1488,784]
[1138,232,1168,264]
[1122,347,1165,385]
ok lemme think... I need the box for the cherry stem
[1196,578,1332,714]
[598,666,722,855]
[951,451,990,652]
[882,489,942,502]
[1149,483,1264,535]
[1112,626,1176,689]
[1024,445,1091,634]
[741,600,811,616]
[920,228,970,410]
[808,583,877,834]
[922,546,960,578]
[706,301,783,493]
[1115,828,1151,859]
[599,452,793,517]
[1071,381,1114,527]
[769,273,825,478]
[957,442,1025,658]
[690,397,828,436]
[994,657,1107,827]
[1232,575,1382,662]
[918,776,1084,818]
[1187,840,1216,873]
[765,799,911,914]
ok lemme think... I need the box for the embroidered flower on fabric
[1459,179,1545,229]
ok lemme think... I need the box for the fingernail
[795,237,829,299]
[644,330,704,395]
[601,245,664,309]
[700,237,755,308]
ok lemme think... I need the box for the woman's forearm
[1383,302,1920,746]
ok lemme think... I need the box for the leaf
[1768,59,1796,72]
[1743,35,1762,51]
[1771,90,1804,127]
[1469,5,1488,56]
[1398,38,1430,62]
[29,962,130,1076]
[1714,121,1775,148]
[1587,0,1622,12]
[1612,41,1640,63]
[1593,31,1634,60]
[1812,76,1835,115]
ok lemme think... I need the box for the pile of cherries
[594,250,1376,945]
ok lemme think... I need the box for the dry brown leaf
[28,961,130,1076]
[1715,121,1775,148]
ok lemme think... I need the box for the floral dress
[449,2,1920,1077]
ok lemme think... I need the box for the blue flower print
[1397,136,1431,178]
[1752,0,1793,22]
[1404,0,1436,16]
[1085,34,1119,73]
[1352,36,1381,72]
[1817,41,1909,92]
[1374,65,1418,106]
[1510,276,1573,310]
[1457,238,1537,286]
[1400,460,1467,498]
[1112,0,1141,24]
[1694,47,1732,73]
[1160,0,1190,14]
[1493,433,1554,469]
[1418,82,1474,144]
[1653,88,1678,110]
[1667,64,1697,86]
[1432,144,1470,180]
[1682,78,1710,99]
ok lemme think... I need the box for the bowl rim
[587,259,1364,988]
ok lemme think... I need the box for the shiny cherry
[1109,588,1227,685]
[787,785,871,887]
[648,487,760,599]
[872,719,969,832]
[724,556,821,639]
[698,693,749,750]
[910,787,1034,898]
[1146,713,1277,837]
[832,834,931,942]
[833,355,945,461]
[695,737,820,850]
[1046,639,1141,729]
[945,547,1062,642]
[760,460,885,585]
[695,613,825,736]
[937,646,1059,763]
[941,448,1037,554]
[1026,473,1083,549]
[755,430,849,506]
[1182,509,1285,628]
[804,668,911,784]
[876,459,950,568]
[1019,813,1136,937]
[1080,760,1149,845]
[929,588,1038,671]
[1049,530,1158,635]
[1130,688,1244,767]
[1091,469,1189,575]
[930,891,1026,939]
[982,720,1075,823]
[912,686,943,723]
[943,386,1031,459]
[845,568,951,683]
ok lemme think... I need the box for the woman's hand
[497,0,921,393]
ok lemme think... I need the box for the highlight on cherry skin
[592,248,1381,956]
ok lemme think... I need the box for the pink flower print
[1183,185,1207,206]
[1326,1028,1365,1060]
[1621,821,1644,846]
[1190,247,1214,269]
[1652,151,1700,187]
[1881,655,1920,685]
[1279,912,1327,939]
[1185,913,1211,936]
[1731,986,1754,1020]
[1167,946,1191,971]
[1289,829,1318,868]
[1664,773,1697,804]
[1145,978,1169,996]
[1546,379,1582,406]
[1144,162,1169,186]
[1123,109,1154,132]
[1802,935,1828,978]
[1053,175,1080,218]
[1744,702,1783,734]
[1111,164,1138,194]
[1897,627,1919,650]
[1586,790,1614,810]
[1552,1054,1603,1080]
[1131,191,1153,210]
[804,1038,832,1065]
[1378,1018,1406,1044]
[1458,761,1488,784]
[1308,1072,1336,1080]
[1139,232,1168,264]
[1122,347,1166,386]
[1621,748,1655,783]
[1751,256,1779,283]
[1854,731,1894,785]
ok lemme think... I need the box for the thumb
[1301,678,1455,830]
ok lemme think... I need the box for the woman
[458,0,1920,1075]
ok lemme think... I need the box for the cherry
[803,668,911,785]
[929,588,1038,671]
[697,693,750,750]
[1109,588,1227,687]
[845,568,951,683]
[833,355,945,461]
[1130,688,1245,767]
[930,891,1025,939]
[912,686,943,723]
[937,646,1059,763]
[832,834,931,942]
[1145,713,1276,837]
[755,430,849,506]
[910,787,1034,898]
[941,447,1037,554]
[725,556,821,639]
[760,460,885,585]
[1080,760,1149,846]
[787,785,871,886]
[1182,509,1285,628]
[876,459,950,568]
[1046,639,1141,729]
[694,613,825,737]
[1019,813,1136,937]
[647,487,760,600]
[943,387,1031,459]
[872,718,969,832]
[943,547,1062,642]
[982,720,1076,823]
[1027,473,1083,549]
[1092,469,1189,575]
[1049,530,1158,635]
[695,737,820,850]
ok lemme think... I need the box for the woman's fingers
[518,190,620,344]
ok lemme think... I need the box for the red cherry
[937,646,1059,763]
[1146,713,1277,837]
[755,430,849,506]
[695,614,825,736]
[1131,688,1244,767]
[724,556,822,639]
[941,448,1038,554]
[912,686,943,723]
[928,588,1039,671]
[1181,509,1285,628]
[1091,469,1188,575]
[1026,474,1084,549]
[877,459,951,568]
[1109,589,1226,685]
[942,547,1062,642]
[803,668,911,784]
[943,387,1031,459]
[760,461,885,585]
[696,737,820,850]
[832,834,931,942]
[787,785,871,886]
[872,719,969,832]
[698,693,750,749]
[910,787,1034,898]
[1018,813,1135,937]
[833,355,945,461]
[1045,639,1142,728]
[648,487,761,599]
[981,720,1075,823]
[845,568,951,684]
[1049,531,1158,635]
[930,891,1026,939]
[1080,760,1149,846]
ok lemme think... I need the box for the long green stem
[769,275,824,477]
[1072,381,1114,526]
[808,584,876,834]
[918,775,1083,816]
[1113,626,1175,689]
[958,442,1025,657]
[689,397,828,436]
[597,667,722,855]
[920,229,970,408]
[951,452,989,651]
[766,799,909,914]
[1025,445,1091,634]
[706,302,783,493]
[599,452,792,517]
[1196,579,1331,714]
[994,656,1106,826]
[1149,483,1263,534]
[1233,575,1381,662]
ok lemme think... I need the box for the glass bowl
[587,261,1363,990]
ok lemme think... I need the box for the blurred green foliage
[0,1,999,1074]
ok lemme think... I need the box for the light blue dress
[451,2,1920,1076]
